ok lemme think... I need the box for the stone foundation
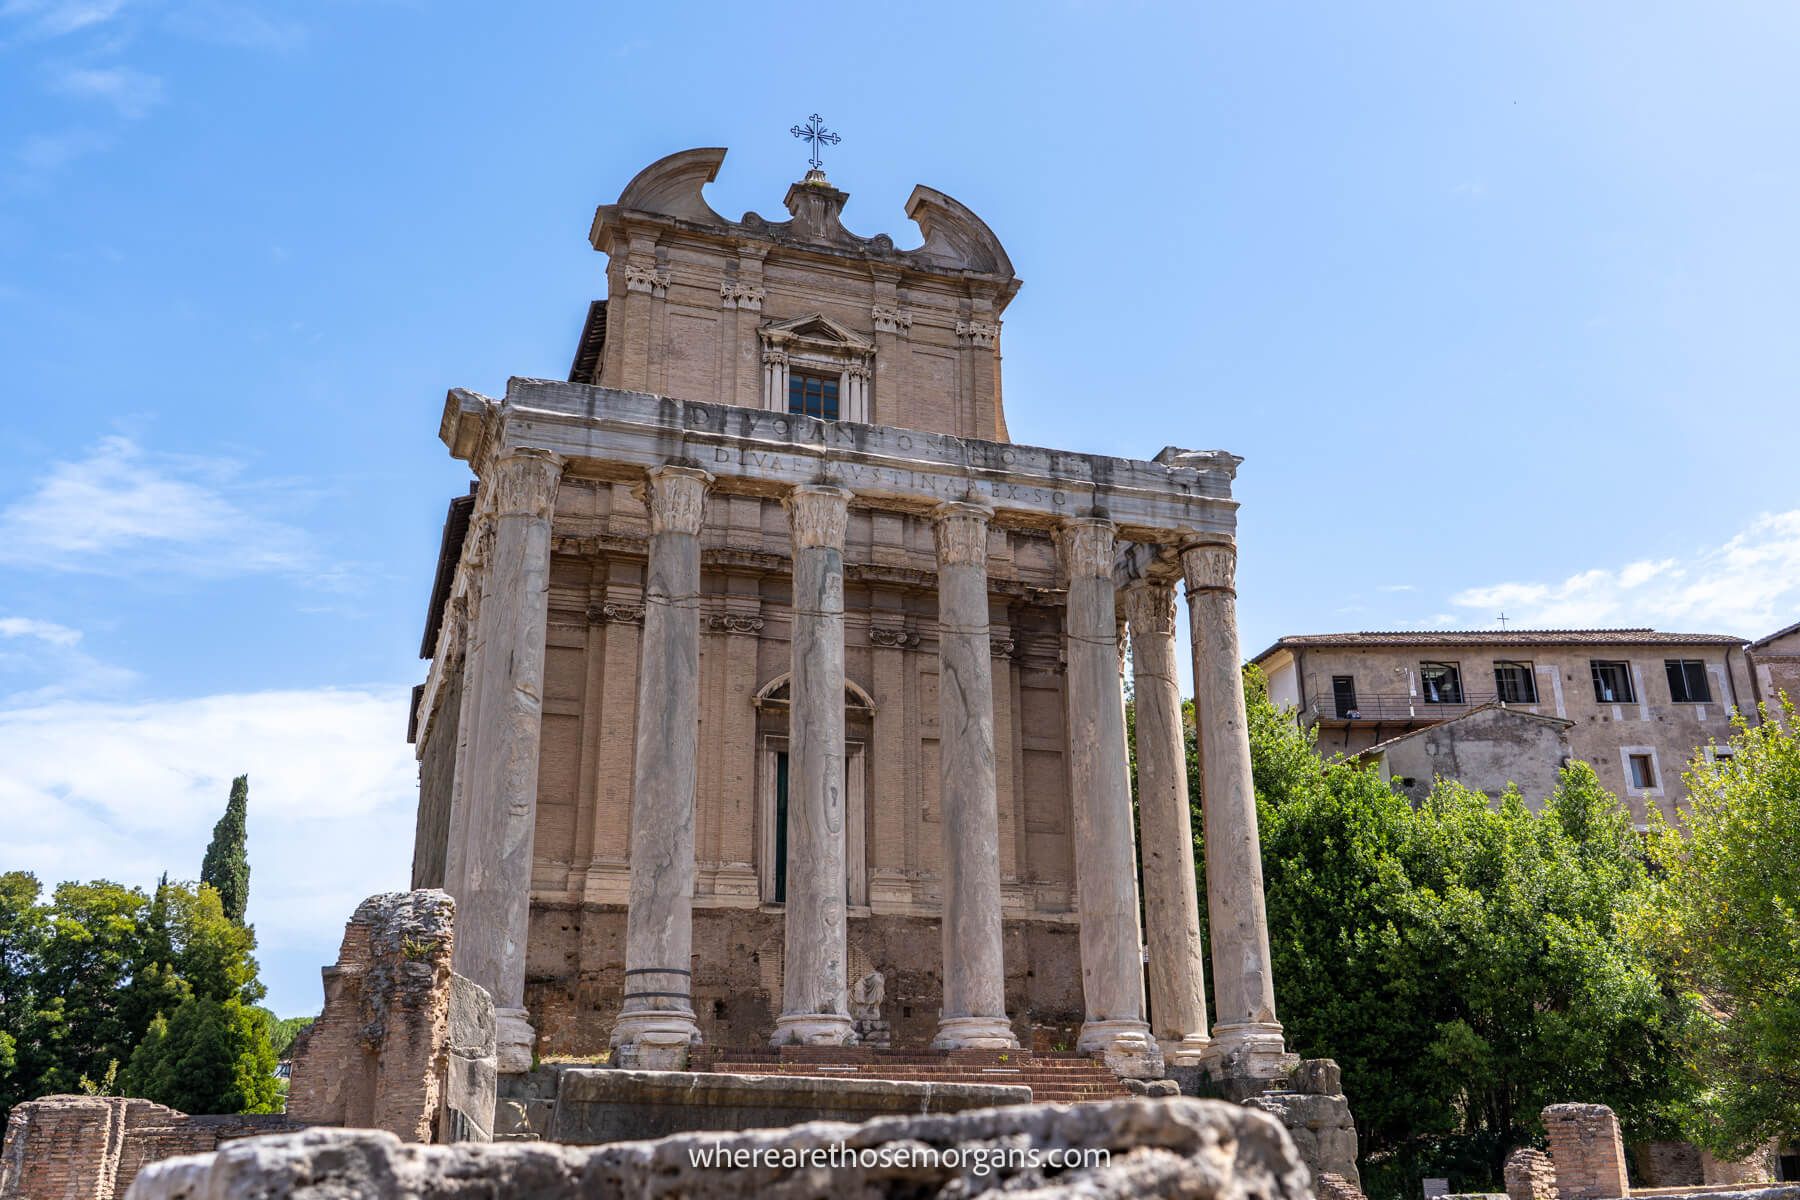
[126,1097,1313,1200]
[0,1096,300,1200]
[525,905,1086,1057]
[1237,1059,1361,1191]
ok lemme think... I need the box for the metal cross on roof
[790,113,841,172]
[1497,612,1511,628]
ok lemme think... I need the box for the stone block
[546,1068,1031,1144]
[125,1097,1314,1200]
[1543,1103,1631,1200]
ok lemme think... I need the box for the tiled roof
[1252,627,1747,663]
[1750,618,1800,650]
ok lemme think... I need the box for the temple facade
[409,148,1286,1082]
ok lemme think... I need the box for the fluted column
[1182,534,1288,1079]
[611,464,713,1069]
[929,501,1018,1049]
[773,484,857,1046]
[452,447,564,1074]
[1124,578,1212,1066]
[1057,517,1161,1076]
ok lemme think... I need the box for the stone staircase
[688,1045,1132,1104]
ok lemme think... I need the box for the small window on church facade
[788,369,840,421]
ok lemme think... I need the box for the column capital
[1120,578,1178,639]
[1179,536,1237,595]
[784,484,852,550]
[489,448,566,519]
[638,464,715,536]
[931,501,994,567]
[1055,516,1118,582]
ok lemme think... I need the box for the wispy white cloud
[15,127,111,175]
[0,0,131,39]
[48,63,162,117]
[0,615,138,703]
[1452,510,1800,636]
[0,435,322,577]
[163,0,303,50]
[0,686,418,1016]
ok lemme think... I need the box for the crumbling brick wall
[286,889,465,1143]
[1543,1103,1632,1200]
[1504,1147,1557,1200]
[1703,1144,1778,1186]
[0,1096,298,1200]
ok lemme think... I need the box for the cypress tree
[200,775,251,923]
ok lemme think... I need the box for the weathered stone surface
[1245,1092,1360,1191]
[1542,1103,1631,1200]
[1504,1147,1556,1200]
[547,1068,1029,1143]
[1126,578,1211,1068]
[929,501,1016,1050]
[773,484,855,1047]
[438,973,496,1141]
[126,1098,1312,1200]
[288,890,462,1143]
[1059,517,1158,1077]
[1184,537,1288,1081]
[612,465,712,1068]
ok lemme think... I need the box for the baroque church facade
[409,148,1286,1083]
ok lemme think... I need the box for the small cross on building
[790,113,841,172]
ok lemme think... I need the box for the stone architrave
[1057,517,1160,1077]
[928,501,1018,1049]
[611,465,713,1069]
[451,447,563,1074]
[1182,535,1288,1079]
[1123,578,1211,1066]
[772,484,856,1046]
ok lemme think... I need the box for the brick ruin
[287,889,494,1142]
[1543,1104,1635,1200]
[1504,1104,1791,1200]
[0,1096,300,1200]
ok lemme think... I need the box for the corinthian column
[929,501,1017,1050]
[1057,517,1160,1077]
[773,484,856,1046]
[1181,534,1288,1080]
[611,464,713,1069]
[452,447,564,1074]
[1123,578,1211,1066]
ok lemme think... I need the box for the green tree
[0,872,49,1122]
[200,775,251,923]
[263,1014,314,1060]
[1241,667,1686,1197]
[31,880,149,1096]
[1627,701,1800,1158]
[123,996,279,1114]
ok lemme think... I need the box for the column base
[495,1007,537,1075]
[610,1007,702,1071]
[1078,1018,1165,1078]
[931,1015,1019,1051]
[1157,1033,1212,1068]
[1200,1020,1294,1086]
[770,1012,858,1047]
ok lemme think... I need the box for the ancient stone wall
[1633,1140,1704,1188]
[286,889,490,1143]
[0,1096,298,1200]
[1240,1059,1361,1191]
[1504,1147,1557,1200]
[1704,1144,1779,1186]
[1543,1104,1633,1200]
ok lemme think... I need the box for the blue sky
[2,1,1797,1017]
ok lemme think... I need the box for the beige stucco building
[1252,629,1763,824]
[407,149,1290,1084]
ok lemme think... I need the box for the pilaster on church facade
[410,148,1279,1079]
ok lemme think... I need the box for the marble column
[451,447,564,1074]
[1057,517,1161,1076]
[773,484,857,1046]
[929,501,1018,1050]
[1123,578,1212,1066]
[1182,534,1288,1079]
[611,464,713,1069]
